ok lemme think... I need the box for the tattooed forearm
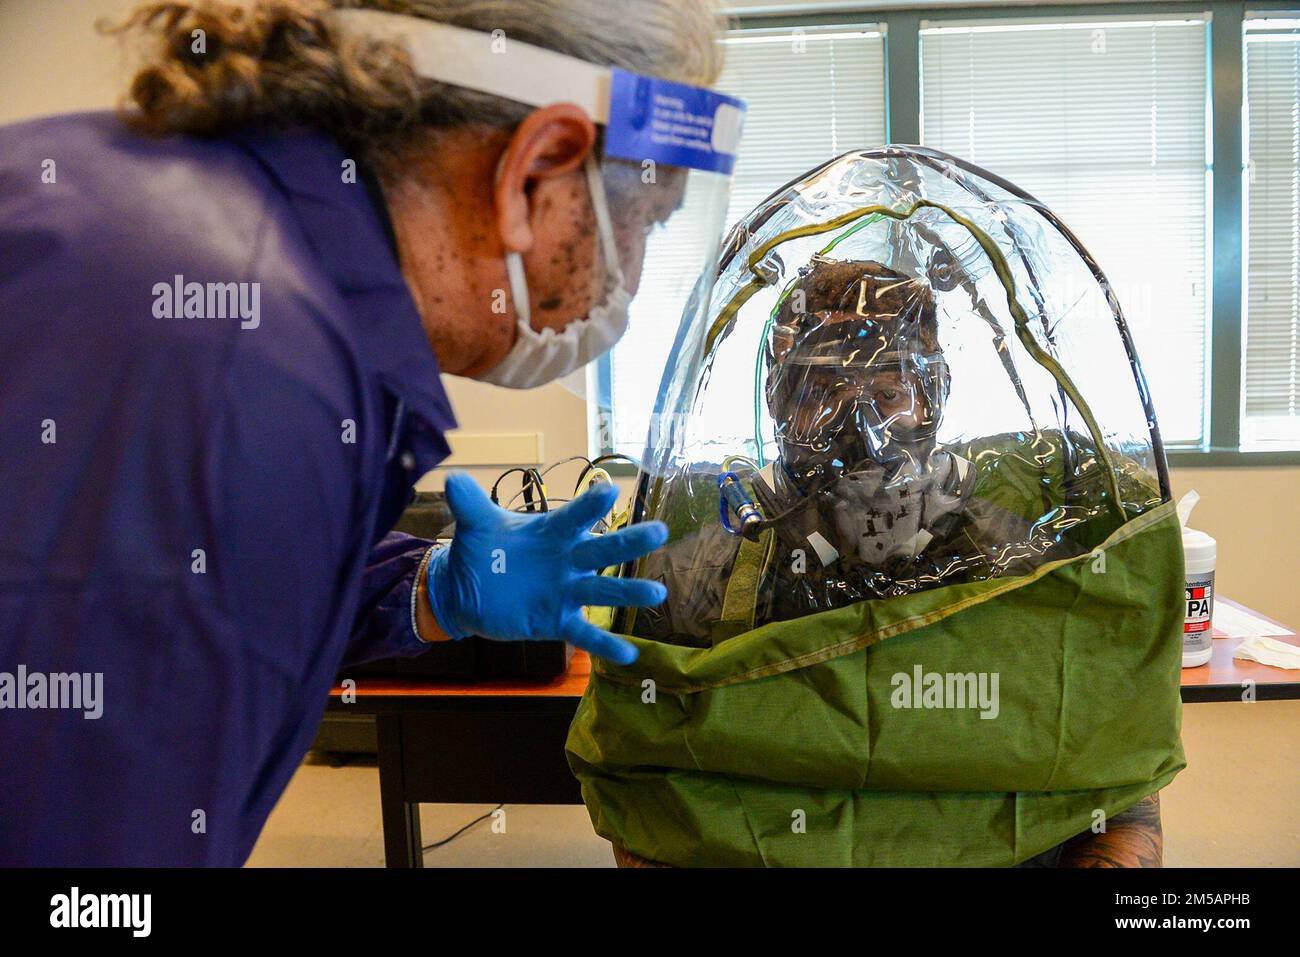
[1060,793,1163,868]
[612,843,670,868]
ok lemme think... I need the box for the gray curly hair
[106,0,726,155]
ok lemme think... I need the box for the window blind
[1244,18,1300,449]
[921,15,1211,446]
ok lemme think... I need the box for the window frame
[595,0,1300,467]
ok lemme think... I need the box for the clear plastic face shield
[331,9,745,392]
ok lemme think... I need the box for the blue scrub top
[0,112,458,865]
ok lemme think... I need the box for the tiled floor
[247,699,1299,867]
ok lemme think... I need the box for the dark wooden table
[327,652,592,867]
[328,598,1298,866]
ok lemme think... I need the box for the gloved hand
[423,473,668,664]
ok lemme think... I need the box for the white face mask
[478,156,632,389]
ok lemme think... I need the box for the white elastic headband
[584,157,620,276]
[330,8,612,122]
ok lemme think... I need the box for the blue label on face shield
[604,67,745,175]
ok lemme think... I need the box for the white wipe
[1232,635,1300,670]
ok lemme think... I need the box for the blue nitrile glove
[424,473,668,664]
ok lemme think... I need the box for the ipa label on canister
[1184,573,1215,654]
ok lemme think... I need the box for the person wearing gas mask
[0,0,739,866]
[633,255,1070,646]
[624,254,1166,867]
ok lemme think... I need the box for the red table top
[329,597,1297,700]
[331,650,592,699]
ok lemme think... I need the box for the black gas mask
[754,258,967,564]
[766,258,949,489]
[774,348,949,486]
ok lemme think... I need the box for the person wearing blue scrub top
[0,0,730,865]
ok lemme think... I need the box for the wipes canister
[1179,491,1216,668]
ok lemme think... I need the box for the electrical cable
[491,467,548,513]
[492,457,604,514]
[574,453,639,491]
[421,803,506,852]
[540,454,592,479]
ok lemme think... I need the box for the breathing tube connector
[718,471,765,536]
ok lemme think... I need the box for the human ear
[493,103,597,254]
